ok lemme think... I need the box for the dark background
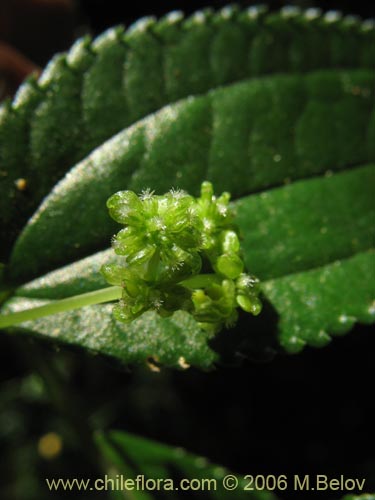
[79,0,375,38]
[0,1,374,499]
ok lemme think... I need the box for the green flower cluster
[101,182,261,334]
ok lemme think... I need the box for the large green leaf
[0,6,374,258]
[95,430,277,500]
[0,6,374,369]
[2,165,373,367]
[7,70,374,282]
[1,300,215,370]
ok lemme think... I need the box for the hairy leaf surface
[3,165,373,365]
[8,70,374,281]
[0,6,374,257]
[0,6,374,368]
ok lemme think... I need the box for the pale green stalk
[0,286,122,329]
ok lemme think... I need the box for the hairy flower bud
[102,182,262,332]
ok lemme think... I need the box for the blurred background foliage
[0,1,374,499]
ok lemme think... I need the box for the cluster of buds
[101,182,261,334]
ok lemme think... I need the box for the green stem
[0,274,220,330]
[0,286,122,329]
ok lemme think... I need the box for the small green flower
[107,188,203,283]
[101,181,262,333]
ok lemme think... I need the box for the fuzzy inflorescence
[101,181,261,334]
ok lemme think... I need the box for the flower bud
[107,191,143,224]
[216,253,244,279]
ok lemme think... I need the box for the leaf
[0,7,374,258]
[95,429,278,500]
[263,250,375,353]
[4,165,374,366]
[1,299,216,370]
[1,7,374,369]
[236,164,374,281]
[7,70,374,282]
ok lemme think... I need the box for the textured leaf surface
[0,6,374,369]
[13,165,375,288]
[8,70,375,281]
[263,250,375,353]
[236,164,375,280]
[0,6,374,258]
[2,299,215,370]
[95,430,277,500]
[4,165,373,366]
